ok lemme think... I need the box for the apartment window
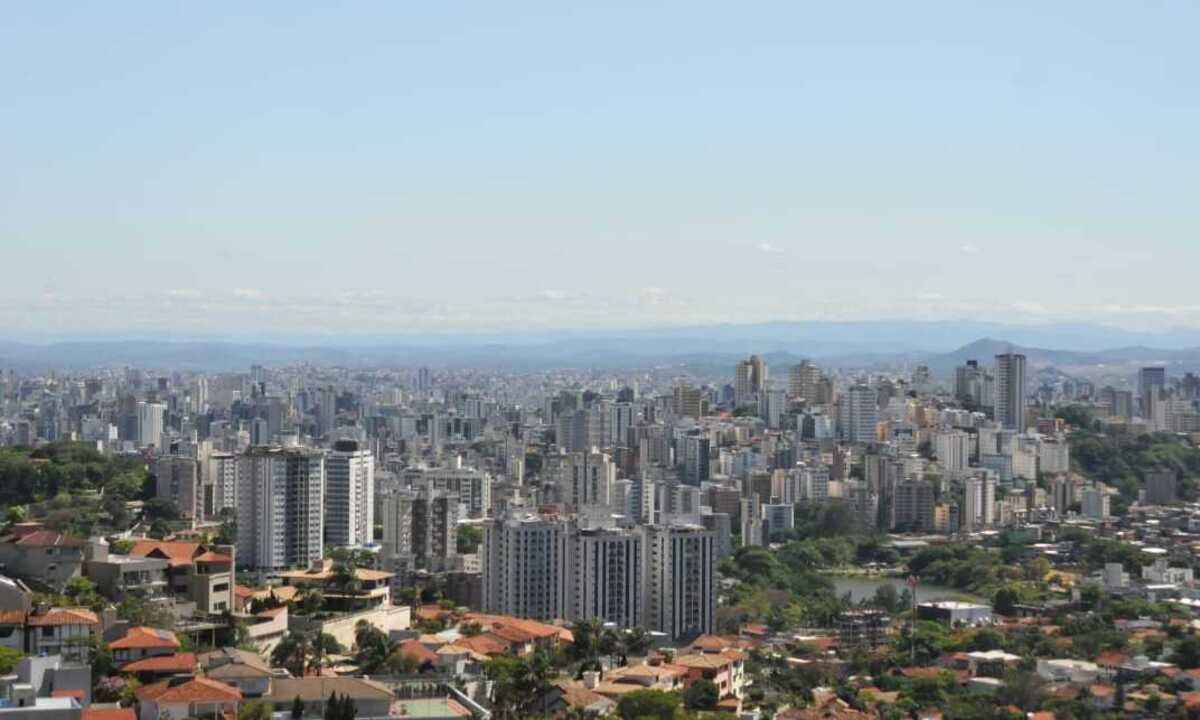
[42,627,54,637]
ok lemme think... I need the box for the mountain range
[3,321,1200,373]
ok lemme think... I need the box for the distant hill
[6,320,1200,371]
[923,338,1200,376]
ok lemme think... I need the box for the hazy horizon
[5,2,1199,334]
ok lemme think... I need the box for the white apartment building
[935,430,970,473]
[235,447,325,571]
[482,514,571,620]
[643,524,715,640]
[325,440,375,548]
[561,451,615,510]
[572,526,642,629]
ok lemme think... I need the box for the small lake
[825,574,984,604]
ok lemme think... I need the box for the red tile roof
[109,626,181,650]
[27,607,100,627]
[397,640,438,666]
[138,677,242,703]
[0,610,27,625]
[194,551,233,564]
[456,634,509,656]
[10,531,86,548]
[82,709,136,720]
[130,540,202,567]
[121,653,198,673]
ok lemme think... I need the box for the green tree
[0,647,22,675]
[683,679,719,710]
[1171,636,1200,669]
[272,631,314,677]
[143,497,181,521]
[239,701,274,720]
[353,621,391,674]
[616,689,681,720]
[456,525,483,554]
[993,586,1019,616]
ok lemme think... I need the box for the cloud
[915,292,946,301]
[960,244,981,255]
[756,242,783,254]
[535,289,579,302]
[232,288,265,300]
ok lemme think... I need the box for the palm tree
[568,619,601,664]
[272,631,315,677]
[620,627,651,665]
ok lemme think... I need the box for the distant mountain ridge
[4,321,1200,371]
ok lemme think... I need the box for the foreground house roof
[109,626,181,650]
[138,677,243,704]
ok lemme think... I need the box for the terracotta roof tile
[130,540,202,566]
[121,653,198,673]
[110,626,181,650]
[27,607,100,627]
[139,677,242,703]
[12,531,86,548]
[82,709,136,720]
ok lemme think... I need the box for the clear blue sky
[3,1,1198,336]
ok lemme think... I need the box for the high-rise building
[1048,474,1076,514]
[561,451,615,509]
[680,433,710,487]
[995,354,1027,432]
[156,456,201,520]
[839,384,878,444]
[788,361,821,401]
[556,406,603,453]
[1145,471,1178,506]
[934,430,970,473]
[1139,367,1167,419]
[379,491,413,562]
[205,452,238,518]
[734,355,767,405]
[406,467,492,518]
[137,401,166,450]
[892,479,935,531]
[324,440,375,548]
[642,524,715,640]
[235,447,325,571]
[411,489,459,571]
[482,514,571,620]
[607,402,635,449]
[571,526,642,628]
[671,385,703,419]
[761,503,795,538]
[317,387,337,438]
[962,474,995,532]
[1082,484,1110,520]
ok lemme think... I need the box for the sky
[3,1,1199,338]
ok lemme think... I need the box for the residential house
[0,529,87,589]
[135,676,241,720]
[197,649,273,698]
[0,608,100,663]
[261,678,392,718]
[120,653,198,680]
[108,627,180,665]
[278,560,393,612]
[127,542,234,615]
[83,543,168,603]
